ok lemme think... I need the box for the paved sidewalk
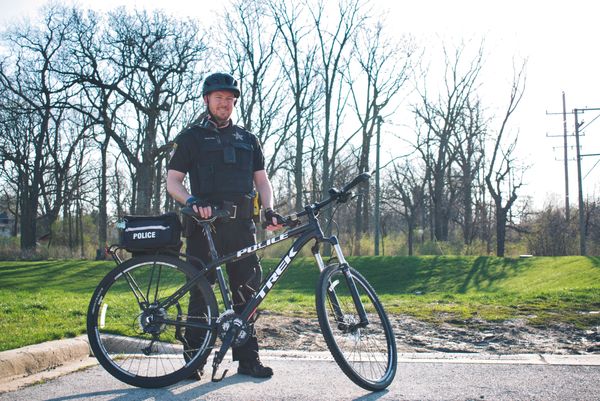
[1,336,599,394]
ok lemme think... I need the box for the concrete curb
[0,335,90,383]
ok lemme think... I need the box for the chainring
[216,311,251,348]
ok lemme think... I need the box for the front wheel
[316,263,397,391]
[87,254,218,388]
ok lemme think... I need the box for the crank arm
[211,326,238,382]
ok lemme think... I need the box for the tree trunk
[130,171,138,215]
[407,211,415,256]
[432,177,449,241]
[136,161,154,215]
[496,206,507,257]
[78,197,84,258]
[20,190,36,251]
[354,194,363,256]
[97,136,109,259]
[463,173,473,245]
[294,114,304,211]
[153,157,162,215]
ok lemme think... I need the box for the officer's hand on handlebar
[264,208,285,231]
[186,196,212,219]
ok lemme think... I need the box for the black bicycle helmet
[202,73,240,98]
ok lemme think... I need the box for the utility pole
[562,92,570,220]
[573,106,600,256]
[546,92,574,221]
[548,102,600,256]
[574,109,585,256]
[374,116,382,256]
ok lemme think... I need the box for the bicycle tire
[87,254,218,388]
[316,263,397,391]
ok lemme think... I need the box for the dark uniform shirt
[168,122,265,202]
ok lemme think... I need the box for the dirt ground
[254,311,600,355]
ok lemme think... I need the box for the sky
[1,0,599,210]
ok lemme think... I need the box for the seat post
[201,222,233,310]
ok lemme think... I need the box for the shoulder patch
[169,141,178,159]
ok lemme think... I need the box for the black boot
[237,360,273,378]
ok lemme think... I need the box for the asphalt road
[2,353,600,401]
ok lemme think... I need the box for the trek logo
[133,231,156,240]
[257,247,298,299]
[236,232,289,257]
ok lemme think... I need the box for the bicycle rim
[316,264,397,391]
[87,255,216,387]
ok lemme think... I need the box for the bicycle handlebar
[341,172,371,193]
[261,172,371,229]
[181,174,371,229]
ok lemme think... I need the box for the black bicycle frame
[157,209,320,316]
[152,201,369,338]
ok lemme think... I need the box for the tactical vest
[187,125,254,200]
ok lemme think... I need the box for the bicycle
[87,173,397,391]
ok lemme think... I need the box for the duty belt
[221,198,254,220]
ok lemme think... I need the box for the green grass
[1,256,599,351]
[0,260,113,351]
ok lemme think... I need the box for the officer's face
[205,90,237,124]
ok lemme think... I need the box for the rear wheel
[87,255,217,388]
[316,263,397,391]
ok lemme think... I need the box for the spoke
[124,271,149,307]
[153,263,163,304]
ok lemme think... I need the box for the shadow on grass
[587,256,600,268]
[0,260,111,293]
[457,256,522,294]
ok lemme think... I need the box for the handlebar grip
[262,216,301,229]
[181,207,196,218]
[342,172,371,193]
[262,214,287,229]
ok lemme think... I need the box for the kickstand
[211,363,229,382]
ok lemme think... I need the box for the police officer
[166,72,283,379]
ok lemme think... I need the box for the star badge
[233,132,244,141]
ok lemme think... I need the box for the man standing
[167,72,283,379]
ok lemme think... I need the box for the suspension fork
[330,237,370,327]
[313,239,369,327]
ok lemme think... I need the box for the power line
[573,107,600,256]
[583,158,600,181]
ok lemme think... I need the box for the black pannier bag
[118,212,182,255]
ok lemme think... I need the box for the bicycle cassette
[216,311,251,348]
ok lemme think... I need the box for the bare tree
[219,0,291,179]
[414,41,484,242]
[72,8,207,214]
[269,0,318,208]
[309,0,364,199]
[485,61,527,256]
[0,5,83,250]
[455,99,487,245]
[347,20,413,254]
[387,160,427,255]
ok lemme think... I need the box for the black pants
[184,218,261,363]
